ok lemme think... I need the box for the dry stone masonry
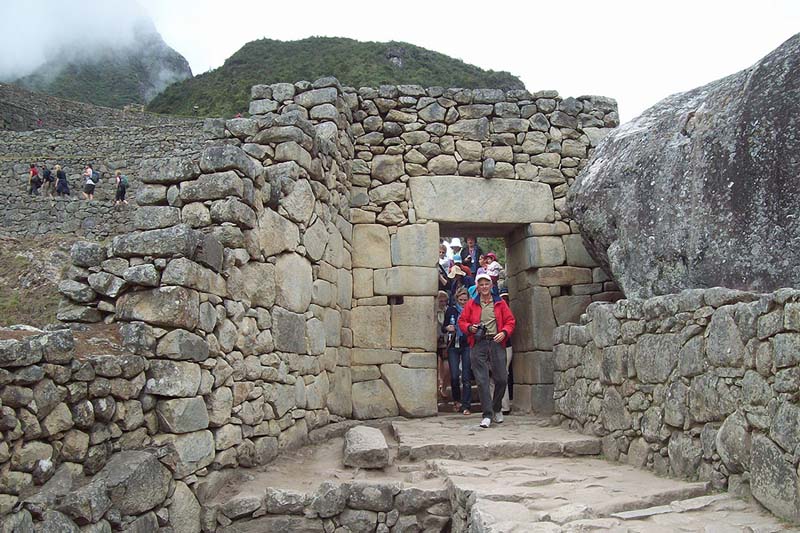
[0,121,207,239]
[2,76,620,530]
[553,287,800,523]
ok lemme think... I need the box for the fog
[0,0,152,81]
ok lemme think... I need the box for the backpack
[119,175,129,188]
[91,170,100,183]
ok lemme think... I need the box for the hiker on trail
[41,164,54,196]
[444,287,473,415]
[458,273,516,429]
[83,165,96,200]
[28,164,41,195]
[55,165,70,196]
[114,170,129,206]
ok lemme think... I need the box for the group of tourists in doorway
[436,237,516,429]
[28,163,129,206]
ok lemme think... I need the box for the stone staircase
[202,416,792,532]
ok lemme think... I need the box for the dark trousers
[470,339,508,418]
[447,343,471,409]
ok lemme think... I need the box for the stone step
[392,416,600,461]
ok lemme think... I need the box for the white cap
[450,238,462,248]
[475,273,492,283]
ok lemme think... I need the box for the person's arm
[457,302,472,334]
[495,301,516,341]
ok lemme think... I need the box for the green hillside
[148,37,525,117]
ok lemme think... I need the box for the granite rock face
[569,34,800,298]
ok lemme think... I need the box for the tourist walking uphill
[459,273,516,428]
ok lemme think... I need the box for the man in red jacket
[458,273,516,428]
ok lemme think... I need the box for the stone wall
[0,121,207,239]
[552,287,800,523]
[0,82,196,131]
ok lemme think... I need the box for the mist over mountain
[12,17,191,108]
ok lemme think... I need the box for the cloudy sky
[2,0,798,121]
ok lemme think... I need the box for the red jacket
[458,293,516,347]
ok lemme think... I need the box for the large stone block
[116,286,199,330]
[352,349,401,365]
[280,179,315,225]
[351,306,390,349]
[327,367,352,418]
[200,144,260,180]
[409,176,554,224]
[634,333,680,383]
[373,267,438,296]
[152,430,215,479]
[511,287,556,352]
[371,154,404,183]
[240,262,276,308]
[141,157,200,185]
[257,208,300,258]
[512,351,554,384]
[157,397,209,433]
[381,364,436,417]
[161,257,226,296]
[750,433,800,522]
[507,236,565,275]
[272,307,307,353]
[352,225,391,269]
[275,253,312,313]
[146,360,201,397]
[562,234,598,267]
[112,225,201,259]
[179,171,243,202]
[532,267,593,286]
[390,223,439,267]
[351,380,398,420]
[343,426,389,469]
[391,297,436,351]
[156,329,209,362]
[353,269,373,299]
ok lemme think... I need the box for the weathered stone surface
[373,267,437,296]
[390,223,438,267]
[169,481,201,533]
[327,367,352,418]
[390,296,436,351]
[133,205,181,230]
[352,224,391,268]
[410,176,554,224]
[240,262,276,308]
[569,35,800,297]
[180,171,243,202]
[275,253,312,313]
[371,154,404,183]
[507,236,565,274]
[750,433,800,522]
[58,280,97,303]
[351,380,398,419]
[256,208,300,257]
[309,481,348,518]
[351,306,390,349]
[161,257,226,296]
[272,306,307,353]
[112,224,201,259]
[117,286,199,330]
[381,364,436,417]
[343,426,390,468]
[157,397,209,433]
[146,360,201,397]
[634,334,679,383]
[200,144,260,180]
[157,328,208,362]
[122,264,160,287]
[280,179,315,225]
[141,157,199,185]
[716,410,751,474]
[71,241,106,268]
[151,430,215,478]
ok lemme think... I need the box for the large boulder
[568,34,800,298]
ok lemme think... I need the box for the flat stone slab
[343,426,389,469]
[392,415,601,461]
[409,176,554,224]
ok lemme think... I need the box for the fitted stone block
[352,225,391,269]
[512,351,554,384]
[391,296,436,351]
[381,364,437,417]
[512,287,557,352]
[351,380,399,420]
[117,286,199,330]
[533,267,593,286]
[563,234,598,267]
[352,349,401,365]
[373,267,438,296]
[275,253,313,313]
[351,306,391,349]
[390,223,439,267]
[552,295,592,326]
[352,269,374,299]
[507,236,566,275]
[409,176,554,224]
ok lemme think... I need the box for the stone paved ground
[213,415,796,532]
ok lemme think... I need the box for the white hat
[475,273,492,283]
[450,238,462,249]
